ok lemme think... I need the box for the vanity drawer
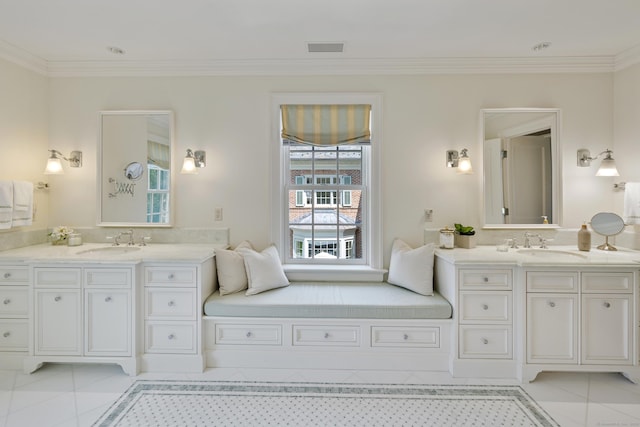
[371,326,440,348]
[215,324,282,346]
[459,292,511,323]
[527,271,578,293]
[34,268,82,288]
[0,319,28,351]
[459,269,512,290]
[85,268,132,288]
[145,266,197,287]
[145,321,197,354]
[0,267,29,284]
[0,287,29,317]
[293,325,360,347]
[459,325,512,359]
[145,288,197,320]
[581,272,633,293]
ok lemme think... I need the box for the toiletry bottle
[578,223,591,251]
[541,216,549,224]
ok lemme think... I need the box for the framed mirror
[97,110,174,227]
[482,108,562,228]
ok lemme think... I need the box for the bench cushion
[204,281,452,319]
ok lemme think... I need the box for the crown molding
[0,41,634,77]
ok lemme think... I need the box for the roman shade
[147,141,171,170]
[281,104,371,146]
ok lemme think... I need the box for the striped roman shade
[147,141,171,170]
[281,104,371,146]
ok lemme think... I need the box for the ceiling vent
[307,42,344,53]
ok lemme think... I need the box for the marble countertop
[435,245,640,267]
[0,243,225,264]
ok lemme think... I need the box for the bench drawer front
[145,322,196,354]
[215,324,282,346]
[145,288,197,320]
[371,326,440,348]
[459,292,511,323]
[459,325,512,359]
[0,287,29,317]
[293,325,360,347]
[459,270,512,290]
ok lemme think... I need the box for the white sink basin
[77,246,142,255]
[517,249,587,259]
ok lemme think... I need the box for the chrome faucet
[524,232,537,248]
[114,229,135,246]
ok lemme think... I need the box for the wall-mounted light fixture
[180,149,206,174]
[446,148,473,174]
[577,148,619,176]
[44,149,82,175]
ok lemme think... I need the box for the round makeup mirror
[590,212,625,251]
[124,162,144,181]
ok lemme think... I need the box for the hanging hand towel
[0,180,12,229]
[12,181,33,227]
[623,182,640,225]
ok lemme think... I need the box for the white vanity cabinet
[523,268,637,382]
[0,265,30,369]
[26,264,138,376]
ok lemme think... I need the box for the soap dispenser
[578,222,591,251]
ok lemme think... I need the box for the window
[147,164,170,223]
[271,93,383,277]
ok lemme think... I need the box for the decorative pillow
[216,241,254,296]
[237,245,290,296]
[387,239,435,296]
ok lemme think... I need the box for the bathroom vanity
[435,246,640,383]
[0,243,216,375]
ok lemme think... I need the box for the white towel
[0,180,12,230]
[624,182,640,225]
[11,181,33,227]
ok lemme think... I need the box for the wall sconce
[44,149,82,174]
[446,148,473,174]
[180,149,206,174]
[577,148,619,176]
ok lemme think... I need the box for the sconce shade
[457,149,473,174]
[44,156,64,174]
[181,148,206,174]
[595,151,619,176]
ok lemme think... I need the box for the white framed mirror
[482,108,562,229]
[97,110,174,227]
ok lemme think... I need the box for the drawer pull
[3,331,9,338]
[403,334,409,340]
[481,338,489,345]
[3,298,10,305]
[104,296,112,303]
[168,334,176,340]
[246,331,253,338]
[483,277,489,282]
[324,332,330,339]
[603,301,611,308]
[548,301,556,308]
[482,304,489,310]
[54,296,62,302]
[168,274,175,280]
[168,301,176,307]
[3,272,10,279]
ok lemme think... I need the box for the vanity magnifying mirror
[591,212,625,251]
[98,111,174,227]
[482,108,562,228]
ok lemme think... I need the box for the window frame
[270,93,384,281]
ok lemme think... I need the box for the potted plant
[454,223,476,249]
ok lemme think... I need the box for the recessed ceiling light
[532,42,551,52]
[107,46,126,55]
[307,42,344,53]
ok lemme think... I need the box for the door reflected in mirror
[482,108,561,228]
[98,111,174,227]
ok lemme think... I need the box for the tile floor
[0,364,639,427]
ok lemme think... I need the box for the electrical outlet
[424,209,433,222]
[214,207,223,221]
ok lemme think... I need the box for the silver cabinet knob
[482,304,489,310]
[403,334,409,340]
[246,331,253,338]
[3,272,10,279]
[168,334,176,340]
[3,298,10,305]
[603,301,611,308]
[483,277,489,282]
[168,274,175,279]
[2,332,9,338]
[482,338,489,345]
[168,301,176,307]
[324,332,330,339]
[105,296,112,302]
[548,301,556,308]
[54,296,62,302]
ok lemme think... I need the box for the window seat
[203,281,452,319]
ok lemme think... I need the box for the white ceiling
[1,0,640,76]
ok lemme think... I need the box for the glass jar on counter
[67,233,82,246]
[439,227,455,249]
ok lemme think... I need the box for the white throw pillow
[387,239,435,296]
[216,241,254,296]
[237,245,290,296]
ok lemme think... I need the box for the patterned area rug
[93,380,558,427]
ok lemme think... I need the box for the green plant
[454,223,475,236]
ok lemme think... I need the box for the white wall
[42,72,618,262]
[0,58,49,248]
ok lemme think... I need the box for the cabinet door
[527,293,578,364]
[85,289,131,356]
[582,295,631,364]
[35,290,81,355]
